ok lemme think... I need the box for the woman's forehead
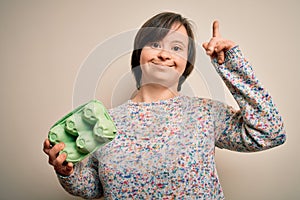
[162,23,189,44]
[169,22,188,35]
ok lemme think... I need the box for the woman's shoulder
[108,101,129,116]
[180,95,224,107]
[179,95,231,115]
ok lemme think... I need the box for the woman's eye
[150,42,161,48]
[172,46,182,52]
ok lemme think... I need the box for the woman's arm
[57,154,103,199]
[212,47,286,151]
[203,21,286,152]
[43,139,103,198]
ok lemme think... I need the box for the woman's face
[139,23,189,90]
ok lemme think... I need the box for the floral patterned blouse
[57,46,286,199]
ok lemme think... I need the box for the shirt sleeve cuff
[56,161,82,180]
[212,45,243,64]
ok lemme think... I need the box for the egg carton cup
[48,100,117,163]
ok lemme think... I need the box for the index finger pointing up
[213,20,221,37]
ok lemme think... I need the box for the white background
[0,0,299,199]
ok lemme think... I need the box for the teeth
[152,62,173,67]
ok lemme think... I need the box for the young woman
[43,12,286,199]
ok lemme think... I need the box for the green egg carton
[48,100,117,163]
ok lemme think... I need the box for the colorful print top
[57,46,286,199]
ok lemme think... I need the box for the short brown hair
[131,12,196,91]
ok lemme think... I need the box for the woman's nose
[158,49,172,60]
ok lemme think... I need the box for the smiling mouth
[151,62,174,68]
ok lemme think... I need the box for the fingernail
[62,152,68,158]
[67,163,72,170]
[60,143,65,148]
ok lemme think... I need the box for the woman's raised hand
[202,21,236,64]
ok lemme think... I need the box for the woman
[43,12,286,199]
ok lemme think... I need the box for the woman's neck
[131,84,179,103]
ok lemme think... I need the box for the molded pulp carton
[48,100,117,163]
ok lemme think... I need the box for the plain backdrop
[0,0,299,199]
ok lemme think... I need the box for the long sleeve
[57,154,103,199]
[213,46,286,152]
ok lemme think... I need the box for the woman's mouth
[151,62,174,68]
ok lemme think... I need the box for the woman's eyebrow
[171,40,187,48]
